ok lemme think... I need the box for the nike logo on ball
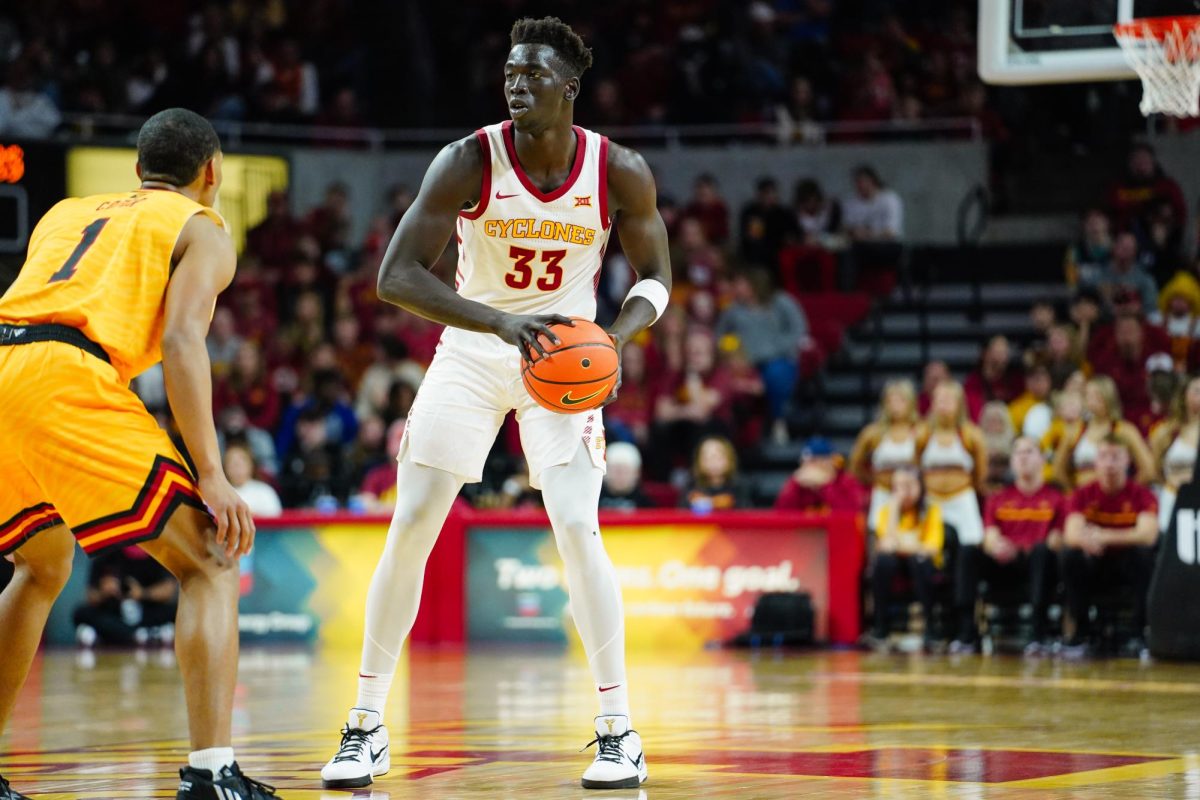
[561,386,608,406]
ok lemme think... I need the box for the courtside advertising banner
[467,522,830,647]
[44,511,857,647]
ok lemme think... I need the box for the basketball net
[1114,16,1200,117]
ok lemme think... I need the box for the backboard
[979,0,1199,84]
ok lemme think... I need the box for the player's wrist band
[623,279,669,323]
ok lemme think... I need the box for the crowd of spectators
[842,141,1199,659]
[1,2,1185,656]
[0,0,1084,155]
[106,135,1167,658]
[127,147,899,519]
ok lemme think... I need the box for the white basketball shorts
[400,328,606,489]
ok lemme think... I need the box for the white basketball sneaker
[320,708,390,789]
[581,715,647,790]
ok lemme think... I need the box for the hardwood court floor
[3,646,1199,799]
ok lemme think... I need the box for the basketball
[521,318,618,413]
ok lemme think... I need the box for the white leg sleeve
[540,444,627,690]
[359,454,464,677]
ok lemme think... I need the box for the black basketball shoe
[176,762,277,799]
[0,773,31,800]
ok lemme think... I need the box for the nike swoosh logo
[598,684,621,692]
[495,191,519,199]
[561,385,609,407]
[371,744,388,763]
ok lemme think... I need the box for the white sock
[597,682,631,719]
[541,445,632,724]
[355,672,394,721]
[188,747,235,775]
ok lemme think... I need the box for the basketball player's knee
[15,527,75,594]
[551,513,600,561]
[20,551,73,594]
[163,538,238,590]
[389,501,421,532]
[388,494,445,543]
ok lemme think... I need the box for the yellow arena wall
[66,147,288,253]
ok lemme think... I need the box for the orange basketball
[521,318,619,413]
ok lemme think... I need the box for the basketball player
[0,109,277,800]
[319,17,671,792]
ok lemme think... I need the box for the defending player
[319,17,671,792]
[0,109,276,800]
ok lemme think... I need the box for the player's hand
[495,313,574,363]
[602,332,623,406]
[198,474,257,558]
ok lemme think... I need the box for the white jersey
[402,121,612,486]
[452,121,612,336]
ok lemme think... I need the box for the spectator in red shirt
[1061,435,1159,658]
[1106,143,1186,252]
[964,335,1022,417]
[774,437,866,513]
[392,310,443,368]
[331,314,375,393]
[951,437,1065,654]
[1090,314,1154,425]
[245,190,304,270]
[682,174,730,246]
[305,182,353,258]
[214,341,281,432]
[1086,290,1171,368]
[605,341,657,447]
[358,420,406,512]
[1139,352,1179,437]
[649,328,734,479]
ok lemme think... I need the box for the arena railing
[53,113,982,150]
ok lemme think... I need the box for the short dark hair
[510,16,593,77]
[137,108,220,187]
[795,178,823,203]
[854,165,883,188]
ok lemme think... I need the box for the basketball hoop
[1114,16,1200,117]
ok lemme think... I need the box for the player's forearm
[607,270,671,345]
[377,261,505,334]
[607,296,657,346]
[161,332,224,480]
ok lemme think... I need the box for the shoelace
[221,765,277,798]
[583,730,633,764]
[236,771,277,797]
[332,725,375,764]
